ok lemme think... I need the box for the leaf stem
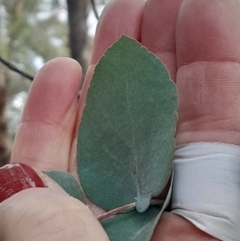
[150,199,164,206]
[97,202,136,221]
[97,199,164,221]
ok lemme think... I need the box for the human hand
[1,0,240,240]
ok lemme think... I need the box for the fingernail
[0,163,45,203]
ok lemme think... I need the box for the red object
[0,163,45,202]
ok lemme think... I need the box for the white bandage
[170,142,240,241]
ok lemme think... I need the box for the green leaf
[44,171,86,204]
[102,207,160,241]
[101,174,173,241]
[77,35,177,212]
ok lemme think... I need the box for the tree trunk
[67,0,88,77]
[0,66,10,167]
[0,0,23,167]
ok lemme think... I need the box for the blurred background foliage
[1,0,69,95]
[0,0,109,166]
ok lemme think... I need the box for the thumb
[0,175,109,241]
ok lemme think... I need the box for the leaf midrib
[124,72,140,198]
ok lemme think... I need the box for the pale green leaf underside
[44,171,86,204]
[78,36,177,212]
[102,206,161,241]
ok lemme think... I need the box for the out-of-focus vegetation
[0,0,69,96]
[0,0,111,166]
[0,0,72,166]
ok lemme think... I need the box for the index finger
[141,0,183,81]
[11,58,81,172]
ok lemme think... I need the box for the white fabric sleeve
[170,142,240,241]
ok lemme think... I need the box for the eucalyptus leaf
[101,173,173,241]
[44,171,86,203]
[102,206,160,241]
[78,35,177,212]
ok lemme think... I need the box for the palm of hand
[8,0,240,240]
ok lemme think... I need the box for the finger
[11,58,81,171]
[69,0,145,174]
[175,0,240,145]
[90,0,145,65]
[141,0,183,81]
[0,188,109,241]
[151,212,216,241]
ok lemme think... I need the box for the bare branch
[0,56,34,81]
[90,0,99,20]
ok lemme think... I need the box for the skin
[1,0,240,240]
